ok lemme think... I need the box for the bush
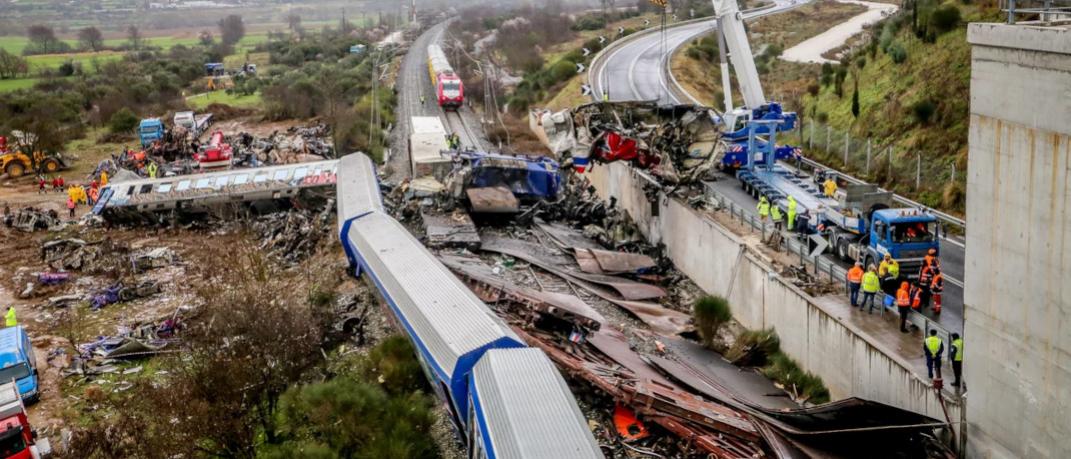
[108,107,139,134]
[930,4,961,34]
[726,328,780,366]
[912,99,936,124]
[763,353,830,404]
[571,15,605,31]
[888,42,908,64]
[807,83,820,96]
[693,295,732,348]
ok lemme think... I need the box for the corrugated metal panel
[472,348,604,459]
[346,212,519,378]
[336,153,383,228]
[427,44,454,74]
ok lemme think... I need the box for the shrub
[912,99,936,124]
[572,15,606,31]
[807,83,820,96]
[693,295,732,348]
[108,107,139,134]
[726,328,780,366]
[930,4,961,34]
[888,42,908,64]
[763,353,830,404]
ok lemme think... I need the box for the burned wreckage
[531,101,729,184]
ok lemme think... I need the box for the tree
[0,49,28,79]
[219,14,246,46]
[108,107,139,134]
[694,295,732,349]
[127,25,142,50]
[26,24,61,54]
[77,27,104,52]
[851,78,860,119]
[198,30,214,46]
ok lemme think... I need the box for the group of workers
[756,195,799,240]
[923,329,964,387]
[445,132,462,151]
[61,170,110,218]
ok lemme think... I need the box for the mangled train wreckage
[530,101,801,185]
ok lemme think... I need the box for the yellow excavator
[0,135,69,178]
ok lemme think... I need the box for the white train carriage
[469,348,604,459]
[341,210,526,425]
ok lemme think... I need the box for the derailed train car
[336,153,602,458]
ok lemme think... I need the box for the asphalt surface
[589,4,966,334]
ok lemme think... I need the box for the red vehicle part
[592,131,662,169]
[436,73,464,109]
[194,131,233,169]
[0,381,48,458]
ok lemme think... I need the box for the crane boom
[712,0,766,110]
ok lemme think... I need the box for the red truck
[193,131,233,170]
[0,381,49,458]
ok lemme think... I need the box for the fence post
[826,125,831,153]
[916,153,922,190]
[866,139,872,175]
[843,132,849,167]
[809,123,815,149]
[951,163,956,182]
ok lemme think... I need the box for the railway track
[443,109,483,151]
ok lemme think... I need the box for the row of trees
[21,15,245,55]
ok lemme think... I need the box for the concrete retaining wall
[964,22,1071,459]
[586,162,958,424]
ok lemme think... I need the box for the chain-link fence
[786,118,965,211]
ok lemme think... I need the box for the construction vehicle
[172,111,213,139]
[701,0,940,275]
[0,379,50,458]
[192,131,233,170]
[0,136,69,179]
[0,327,39,404]
[138,118,165,148]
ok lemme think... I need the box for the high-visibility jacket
[861,272,880,293]
[4,308,15,327]
[919,266,934,286]
[147,162,158,179]
[931,273,944,293]
[757,199,770,217]
[924,254,938,268]
[787,196,797,216]
[911,288,922,309]
[847,266,864,284]
[951,338,963,362]
[824,179,837,197]
[880,259,900,278]
[925,336,943,358]
[771,205,783,222]
[896,287,911,307]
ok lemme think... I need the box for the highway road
[588,4,966,334]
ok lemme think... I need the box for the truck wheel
[836,238,850,261]
[43,158,60,173]
[5,162,25,178]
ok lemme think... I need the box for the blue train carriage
[342,210,526,427]
[469,348,603,459]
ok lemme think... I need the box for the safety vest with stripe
[847,267,863,284]
[951,338,963,362]
[861,272,880,293]
[771,205,783,222]
[897,288,910,307]
[925,336,942,358]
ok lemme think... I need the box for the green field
[26,50,125,70]
[0,31,268,55]
[0,78,37,92]
[186,90,262,110]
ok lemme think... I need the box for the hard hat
[928,248,937,255]
[854,261,862,267]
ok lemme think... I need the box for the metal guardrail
[702,181,955,343]
[1001,0,1071,24]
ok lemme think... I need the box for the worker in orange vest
[896,281,911,333]
[923,248,939,269]
[918,264,935,310]
[930,267,944,314]
[846,261,864,307]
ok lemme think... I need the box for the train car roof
[471,348,603,459]
[343,211,522,380]
[335,153,383,230]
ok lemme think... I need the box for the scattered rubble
[2,207,64,232]
[233,124,335,166]
[531,102,725,184]
[250,200,335,263]
[41,239,131,274]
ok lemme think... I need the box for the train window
[273,170,289,181]
[443,82,461,92]
[215,176,229,188]
[253,174,268,183]
[125,186,135,196]
[157,183,172,193]
[233,174,249,185]
[139,184,153,194]
[176,180,191,191]
[195,178,211,189]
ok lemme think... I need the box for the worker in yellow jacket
[5,306,16,327]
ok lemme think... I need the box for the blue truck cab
[138,118,165,148]
[0,327,39,404]
[866,209,940,276]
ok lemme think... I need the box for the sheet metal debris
[421,210,480,248]
[2,206,63,232]
[573,248,655,275]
